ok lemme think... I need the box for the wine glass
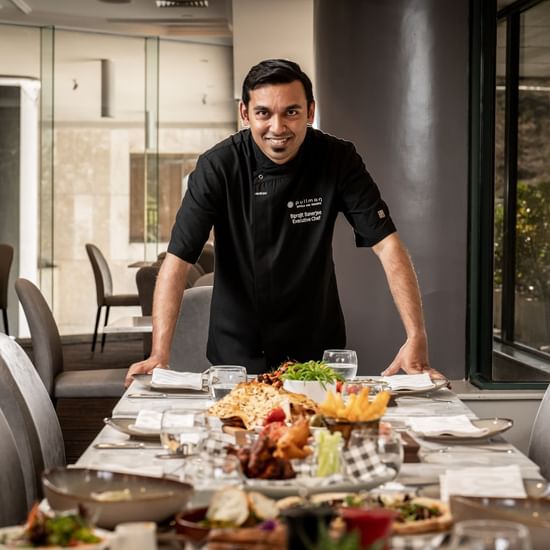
[322,349,358,380]
[449,519,532,549]
[209,365,247,400]
[159,408,208,457]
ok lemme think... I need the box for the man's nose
[270,115,285,134]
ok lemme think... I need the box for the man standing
[126,59,441,384]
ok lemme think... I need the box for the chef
[126,59,443,383]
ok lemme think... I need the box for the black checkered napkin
[343,439,388,479]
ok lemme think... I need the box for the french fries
[319,388,390,422]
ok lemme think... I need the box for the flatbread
[391,497,452,535]
[207,382,317,429]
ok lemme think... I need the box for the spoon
[422,446,515,454]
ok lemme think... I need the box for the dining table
[74,377,544,548]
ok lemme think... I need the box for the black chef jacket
[167,127,396,373]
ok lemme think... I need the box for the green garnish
[279,361,343,383]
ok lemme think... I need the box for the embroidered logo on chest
[288,196,323,225]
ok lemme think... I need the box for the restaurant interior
[1,0,550,548]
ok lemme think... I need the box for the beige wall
[232,0,315,101]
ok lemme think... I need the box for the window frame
[469,0,550,388]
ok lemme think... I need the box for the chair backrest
[193,272,214,288]
[528,384,550,479]
[186,263,204,289]
[15,278,64,396]
[169,286,212,373]
[0,407,28,527]
[136,266,159,316]
[85,243,113,304]
[0,243,14,309]
[196,242,214,274]
[0,333,65,509]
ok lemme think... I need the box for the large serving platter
[354,377,449,397]
[242,469,395,499]
[133,373,209,396]
[418,417,513,442]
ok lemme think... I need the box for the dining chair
[0,407,28,527]
[196,242,214,274]
[169,285,213,372]
[15,278,127,400]
[528,383,550,480]
[0,332,65,511]
[0,243,14,335]
[193,272,214,287]
[85,243,140,352]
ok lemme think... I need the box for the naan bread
[207,382,317,429]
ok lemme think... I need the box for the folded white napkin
[133,409,163,432]
[408,415,489,437]
[440,464,527,502]
[382,373,435,391]
[151,368,203,390]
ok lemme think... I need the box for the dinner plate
[103,417,160,441]
[242,470,395,499]
[418,479,550,500]
[419,417,513,442]
[0,526,109,549]
[134,373,209,395]
[354,377,449,397]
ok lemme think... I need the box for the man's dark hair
[242,59,314,107]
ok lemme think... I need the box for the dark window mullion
[501,13,520,342]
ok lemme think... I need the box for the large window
[472,0,550,386]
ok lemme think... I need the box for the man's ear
[307,101,316,124]
[239,100,249,126]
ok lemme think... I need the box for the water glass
[209,365,247,400]
[449,519,532,549]
[322,349,358,380]
[160,408,208,456]
[342,379,391,401]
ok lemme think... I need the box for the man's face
[239,80,315,165]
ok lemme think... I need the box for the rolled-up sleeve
[167,155,221,263]
[337,143,396,247]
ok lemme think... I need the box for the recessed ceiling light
[156,0,209,7]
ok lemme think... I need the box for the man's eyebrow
[252,103,303,112]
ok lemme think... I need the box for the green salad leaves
[279,361,343,383]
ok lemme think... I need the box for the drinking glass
[209,365,247,400]
[349,429,403,481]
[322,349,358,380]
[449,519,532,549]
[159,408,208,456]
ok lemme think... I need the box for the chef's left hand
[381,336,446,380]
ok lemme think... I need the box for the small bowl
[174,507,210,544]
[450,492,550,549]
[42,468,193,529]
[282,380,337,403]
[323,417,380,446]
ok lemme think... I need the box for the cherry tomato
[264,406,286,425]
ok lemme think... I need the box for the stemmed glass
[322,349,358,380]
[159,408,208,458]
[449,519,532,549]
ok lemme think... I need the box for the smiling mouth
[265,136,292,147]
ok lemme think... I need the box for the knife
[93,442,161,450]
[128,392,209,399]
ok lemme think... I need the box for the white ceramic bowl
[42,468,193,529]
[282,380,336,403]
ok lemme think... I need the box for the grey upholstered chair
[186,263,204,288]
[0,407,28,527]
[85,243,140,352]
[528,384,550,480]
[196,242,214,274]
[0,243,14,335]
[15,278,126,400]
[0,333,65,511]
[193,272,214,287]
[169,285,212,373]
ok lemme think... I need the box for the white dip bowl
[282,380,336,403]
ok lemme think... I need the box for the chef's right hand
[125,356,169,388]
